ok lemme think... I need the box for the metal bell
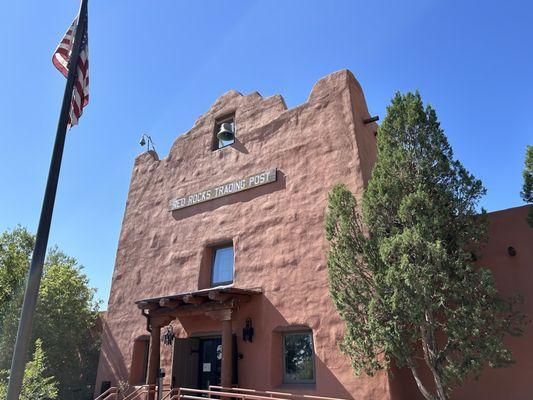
[217,122,235,142]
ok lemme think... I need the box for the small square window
[213,114,235,150]
[283,331,315,384]
[211,244,234,286]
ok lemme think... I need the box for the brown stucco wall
[389,205,533,400]
[95,66,533,399]
[95,70,389,399]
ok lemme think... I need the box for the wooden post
[205,308,233,389]
[221,319,232,388]
[146,324,161,400]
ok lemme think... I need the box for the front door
[198,337,222,389]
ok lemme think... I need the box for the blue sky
[0,0,531,308]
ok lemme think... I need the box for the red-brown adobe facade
[95,69,533,400]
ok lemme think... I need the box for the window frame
[210,243,234,287]
[212,113,236,151]
[282,330,316,384]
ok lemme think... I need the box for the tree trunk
[421,315,448,400]
[408,362,436,400]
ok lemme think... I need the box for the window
[211,245,234,286]
[213,114,235,150]
[283,332,315,384]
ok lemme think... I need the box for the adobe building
[95,70,533,400]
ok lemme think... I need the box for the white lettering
[170,169,277,210]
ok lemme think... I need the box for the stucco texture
[95,70,388,399]
[95,67,533,400]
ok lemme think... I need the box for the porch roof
[135,286,262,311]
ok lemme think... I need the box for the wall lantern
[363,115,379,124]
[507,246,517,257]
[163,325,175,346]
[243,317,254,343]
[139,133,156,152]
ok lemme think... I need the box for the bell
[217,122,235,142]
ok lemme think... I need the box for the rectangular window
[213,114,235,150]
[283,332,315,384]
[211,245,234,286]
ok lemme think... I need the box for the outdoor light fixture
[243,317,254,342]
[507,246,517,257]
[363,115,379,124]
[139,133,156,152]
[217,122,235,142]
[163,325,175,346]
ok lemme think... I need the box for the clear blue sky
[0,1,531,308]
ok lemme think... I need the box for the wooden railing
[94,384,171,400]
[170,386,348,400]
[123,385,153,400]
[208,386,348,400]
[161,388,179,400]
[97,385,347,400]
[94,386,117,400]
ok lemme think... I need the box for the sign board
[169,168,277,211]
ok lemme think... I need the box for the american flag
[52,15,89,128]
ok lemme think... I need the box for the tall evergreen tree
[325,92,527,400]
[521,145,533,227]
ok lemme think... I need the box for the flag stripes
[52,16,89,128]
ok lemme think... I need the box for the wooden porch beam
[208,291,250,303]
[173,299,235,318]
[136,301,159,311]
[183,294,206,305]
[159,298,180,308]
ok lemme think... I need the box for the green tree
[0,227,34,326]
[34,248,101,399]
[521,145,533,227]
[0,228,101,400]
[0,338,58,400]
[325,92,527,400]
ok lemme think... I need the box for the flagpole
[6,0,88,398]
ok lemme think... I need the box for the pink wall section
[389,206,533,400]
[95,70,388,399]
[95,67,533,400]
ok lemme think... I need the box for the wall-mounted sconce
[507,246,517,257]
[163,325,175,346]
[139,133,156,152]
[363,116,379,124]
[243,317,254,343]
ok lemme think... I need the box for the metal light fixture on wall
[242,317,254,342]
[139,133,156,152]
[163,325,175,346]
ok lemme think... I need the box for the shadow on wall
[261,296,355,400]
[232,137,249,154]
[166,294,355,399]
[97,320,129,388]
[171,170,287,221]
